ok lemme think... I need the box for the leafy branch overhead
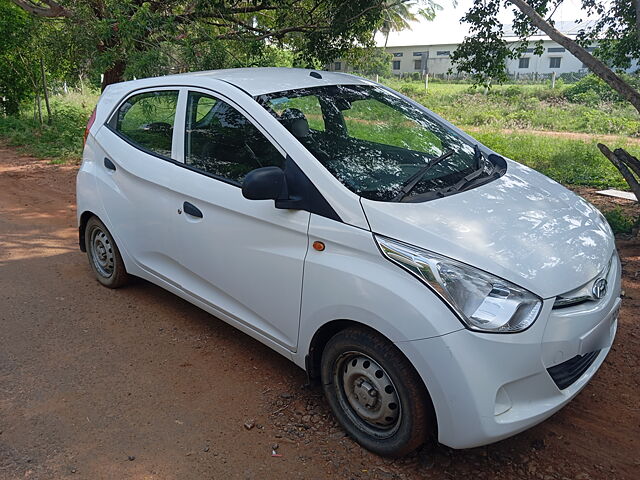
[9,0,430,90]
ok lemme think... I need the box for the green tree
[1,0,76,119]
[10,0,408,91]
[344,47,393,77]
[344,1,439,78]
[451,0,640,202]
[0,1,36,115]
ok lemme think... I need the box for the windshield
[258,84,498,202]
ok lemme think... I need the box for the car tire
[84,216,129,288]
[321,326,433,457]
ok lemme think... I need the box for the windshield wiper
[440,165,486,195]
[393,150,454,202]
[439,148,497,196]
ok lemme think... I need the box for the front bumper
[396,254,622,449]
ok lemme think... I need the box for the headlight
[376,236,542,333]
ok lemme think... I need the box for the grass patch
[381,79,640,136]
[471,129,637,190]
[603,207,639,234]
[0,92,97,162]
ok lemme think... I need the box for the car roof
[185,67,370,96]
[105,67,370,99]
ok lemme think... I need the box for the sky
[375,0,591,47]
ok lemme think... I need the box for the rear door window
[113,90,179,158]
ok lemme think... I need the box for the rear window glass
[113,91,179,158]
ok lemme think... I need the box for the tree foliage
[9,0,414,91]
[577,0,640,70]
[0,0,78,115]
[452,1,639,85]
[379,0,441,46]
[0,1,36,115]
[343,47,393,77]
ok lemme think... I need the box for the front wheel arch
[306,319,367,381]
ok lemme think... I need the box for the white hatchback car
[78,67,621,456]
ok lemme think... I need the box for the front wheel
[84,216,129,288]
[321,327,433,457]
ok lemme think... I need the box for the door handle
[183,201,203,218]
[104,157,116,171]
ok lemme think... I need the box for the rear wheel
[321,326,433,457]
[85,216,129,288]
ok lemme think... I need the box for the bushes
[565,74,640,105]
[391,81,640,135]
[0,94,95,161]
[381,78,640,135]
[603,207,639,235]
[397,83,425,97]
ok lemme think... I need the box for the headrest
[280,108,310,138]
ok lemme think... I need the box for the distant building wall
[327,39,636,78]
[503,41,590,77]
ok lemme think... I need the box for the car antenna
[310,71,322,79]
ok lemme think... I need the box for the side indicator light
[313,241,325,251]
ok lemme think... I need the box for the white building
[329,37,596,78]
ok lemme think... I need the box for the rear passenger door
[170,89,310,352]
[94,88,184,280]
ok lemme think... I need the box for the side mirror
[242,166,285,201]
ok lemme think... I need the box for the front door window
[185,92,284,184]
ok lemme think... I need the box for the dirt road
[1,145,638,479]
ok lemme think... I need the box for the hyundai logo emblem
[592,278,608,299]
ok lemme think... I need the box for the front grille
[547,350,600,390]
[552,252,616,310]
[552,296,591,309]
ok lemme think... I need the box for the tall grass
[0,91,98,162]
[383,80,640,136]
[472,130,637,190]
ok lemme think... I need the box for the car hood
[360,160,615,299]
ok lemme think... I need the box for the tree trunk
[36,95,43,127]
[597,144,640,203]
[10,0,70,18]
[508,0,640,116]
[40,57,52,125]
[101,60,126,91]
[614,148,640,179]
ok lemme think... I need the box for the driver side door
[170,89,311,352]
